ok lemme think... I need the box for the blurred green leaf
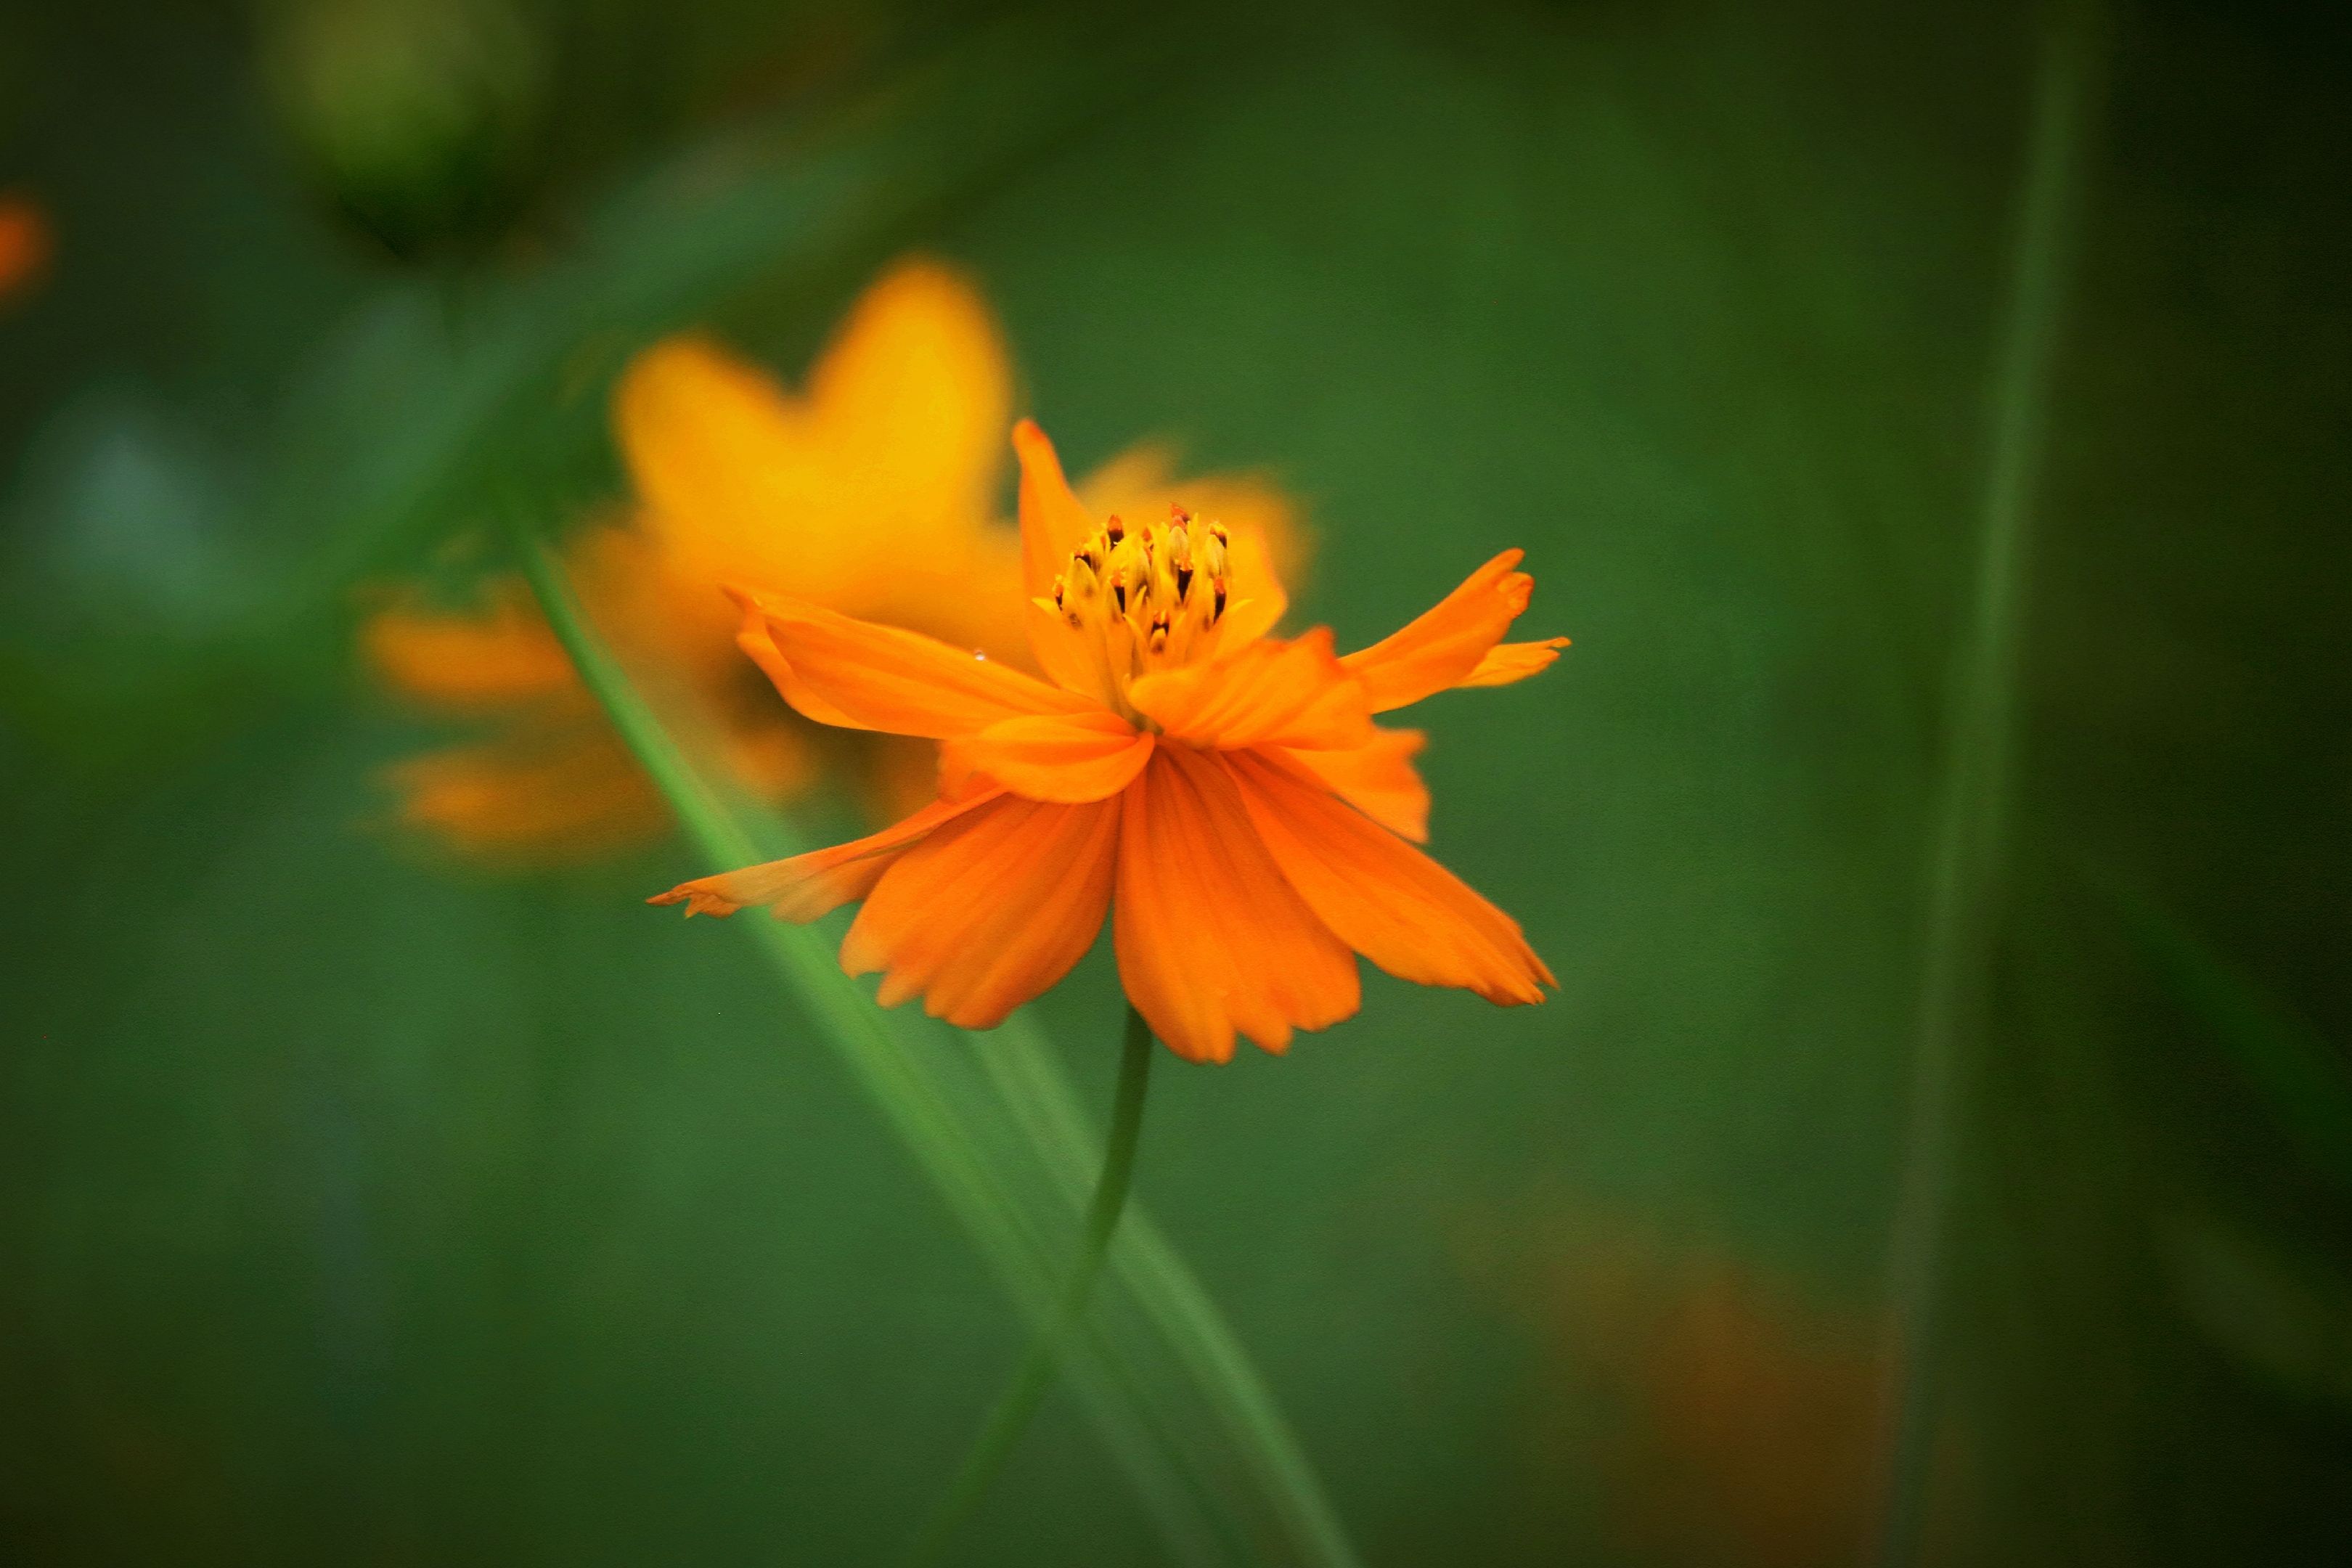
[2160,1213,2352,1407]
[258,0,550,257]
[1,10,1151,740]
[2126,902,2352,1191]
[1874,13,2100,1561]
[515,528,1359,1567]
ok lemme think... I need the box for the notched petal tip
[1459,636,1572,689]
[1224,748,1554,1007]
[1341,547,1564,713]
[647,884,740,919]
[648,789,1003,928]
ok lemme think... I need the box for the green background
[5,0,2349,1562]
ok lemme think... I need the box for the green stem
[900,1005,1158,1567]
[510,524,761,866]
[512,518,1355,1564]
[1870,10,2100,1564]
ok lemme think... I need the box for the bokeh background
[5,0,2350,1563]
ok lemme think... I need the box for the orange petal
[364,582,580,709]
[1113,747,1360,1062]
[1012,420,1117,695]
[1283,727,1431,842]
[732,600,861,731]
[1460,637,1571,688]
[1127,628,1375,752]
[1342,550,1561,713]
[841,794,1119,1029]
[1222,748,1553,1005]
[734,588,1096,738]
[649,788,1003,920]
[941,711,1155,803]
[1014,420,1099,602]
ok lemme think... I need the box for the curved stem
[1870,9,2101,1564]
[900,1005,1157,1567]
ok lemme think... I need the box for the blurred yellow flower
[364,259,1302,859]
[0,193,53,305]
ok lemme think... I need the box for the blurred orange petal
[618,259,1010,608]
[367,264,1320,870]
[387,734,666,859]
[364,582,581,709]
[807,260,1010,539]
[0,195,51,304]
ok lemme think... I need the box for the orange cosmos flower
[653,420,1567,1062]
[365,260,1301,858]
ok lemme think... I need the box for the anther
[1200,523,1230,580]
[1169,503,1192,524]
[1105,516,1126,545]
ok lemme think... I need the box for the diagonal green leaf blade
[515,526,1360,1567]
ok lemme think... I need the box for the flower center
[1045,505,1236,719]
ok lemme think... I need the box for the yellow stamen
[1038,505,1236,721]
